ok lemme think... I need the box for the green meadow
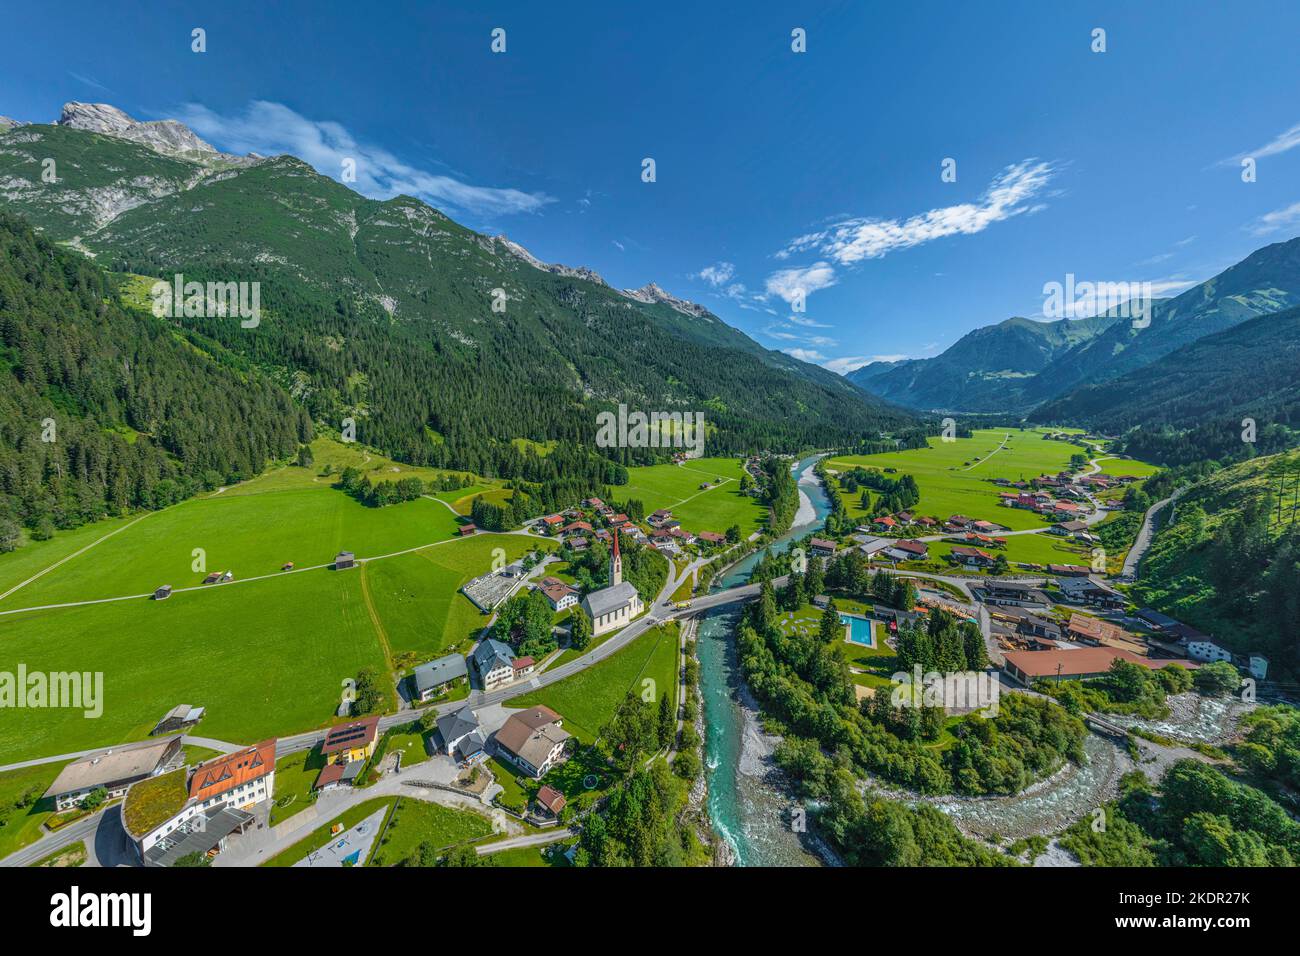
[825,428,1093,530]
[362,534,556,661]
[621,457,764,536]
[510,621,680,743]
[2,488,462,609]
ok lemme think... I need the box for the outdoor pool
[842,614,875,646]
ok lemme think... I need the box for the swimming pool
[841,614,875,647]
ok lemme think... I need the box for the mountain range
[847,237,1300,444]
[0,103,909,472]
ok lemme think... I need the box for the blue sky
[5,1,1300,372]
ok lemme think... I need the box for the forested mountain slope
[0,106,910,477]
[0,211,309,543]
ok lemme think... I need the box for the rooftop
[122,767,189,838]
[45,736,182,798]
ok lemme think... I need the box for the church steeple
[610,529,623,586]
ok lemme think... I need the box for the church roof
[583,581,639,618]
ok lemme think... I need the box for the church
[581,530,644,636]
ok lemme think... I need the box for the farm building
[151,704,205,736]
[45,736,185,812]
[334,551,356,570]
[412,653,469,702]
[153,585,172,600]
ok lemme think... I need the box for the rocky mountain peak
[57,102,257,168]
[621,282,713,320]
[492,234,609,286]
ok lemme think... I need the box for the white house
[1187,640,1232,664]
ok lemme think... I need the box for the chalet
[458,524,478,536]
[512,656,537,680]
[660,519,682,531]
[1050,519,1089,537]
[568,536,589,552]
[412,653,469,702]
[593,528,612,542]
[334,551,356,570]
[915,516,938,528]
[151,705,205,736]
[872,516,898,531]
[436,705,482,759]
[322,716,380,766]
[883,539,928,562]
[895,511,914,524]
[153,585,172,600]
[970,520,1008,534]
[949,546,996,568]
[541,514,565,532]
[1003,647,1196,686]
[535,783,567,818]
[1057,576,1125,609]
[583,497,604,509]
[473,638,516,689]
[1051,502,1084,519]
[561,520,593,535]
[697,530,726,546]
[973,581,1050,608]
[540,581,579,612]
[202,571,222,585]
[608,513,630,526]
[495,705,572,778]
[648,508,674,527]
[809,538,837,558]
[668,527,697,545]
[45,736,185,812]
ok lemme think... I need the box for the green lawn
[0,761,69,859]
[826,428,1091,530]
[487,842,571,867]
[509,622,680,744]
[622,457,765,536]
[0,513,144,599]
[367,797,496,866]
[268,746,327,826]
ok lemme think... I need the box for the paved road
[1120,487,1186,581]
[477,828,576,855]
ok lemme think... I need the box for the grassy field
[268,746,327,826]
[0,566,390,761]
[825,428,1087,530]
[509,622,680,743]
[486,842,569,867]
[362,535,554,662]
[2,488,463,609]
[367,797,495,866]
[621,457,765,536]
[0,761,68,859]
[0,513,145,599]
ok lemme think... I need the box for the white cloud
[782,347,826,362]
[776,160,1056,265]
[691,261,736,287]
[824,354,910,374]
[1220,122,1300,165]
[786,314,831,328]
[1249,201,1300,236]
[764,261,837,305]
[174,100,552,218]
